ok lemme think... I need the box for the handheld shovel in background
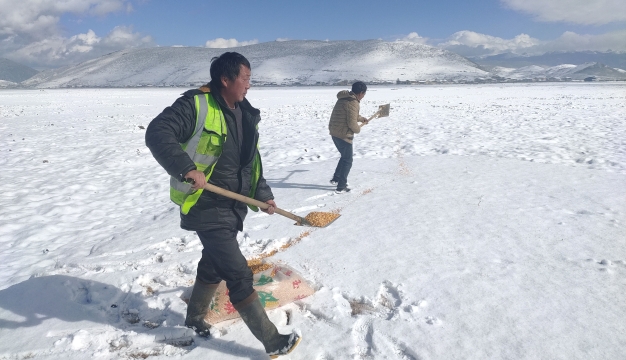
[366,103,390,122]
[201,183,340,228]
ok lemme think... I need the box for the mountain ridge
[7,41,626,88]
[0,58,39,83]
[491,62,626,81]
[21,40,489,88]
[472,50,626,70]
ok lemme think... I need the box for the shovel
[202,183,340,228]
[366,103,390,122]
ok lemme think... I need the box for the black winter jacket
[145,84,274,231]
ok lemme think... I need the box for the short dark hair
[351,81,367,94]
[210,52,251,88]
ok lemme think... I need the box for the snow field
[0,83,624,359]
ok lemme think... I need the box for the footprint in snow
[376,333,421,360]
[425,316,441,325]
[305,193,332,201]
[293,204,326,213]
[597,259,618,273]
[351,317,374,358]
[376,280,404,319]
[248,223,270,231]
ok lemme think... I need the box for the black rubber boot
[234,291,301,357]
[184,280,219,337]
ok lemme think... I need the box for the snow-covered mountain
[0,58,39,83]
[473,51,626,70]
[491,62,626,81]
[17,42,626,88]
[0,80,18,88]
[21,40,488,88]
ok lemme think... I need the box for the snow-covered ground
[0,83,624,359]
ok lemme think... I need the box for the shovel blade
[295,213,341,228]
[378,104,390,118]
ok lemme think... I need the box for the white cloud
[501,0,626,25]
[537,29,626,52]
[102,25,150,47]
[205,38,259,48]
[8,26,153,69]
[275,38,291,42]
[89,0,127,16]
[0,1,150,69]
[437,30,626,57]
[396,32,429,45]
[0,0,131,39]
[439,31,539,54]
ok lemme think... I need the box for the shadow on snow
[0,275,267,359]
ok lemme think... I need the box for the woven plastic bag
[200,262,315,324]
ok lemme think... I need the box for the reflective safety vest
[170,91,262,214]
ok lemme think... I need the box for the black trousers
[331,136,353,189]
[195,228,254,305]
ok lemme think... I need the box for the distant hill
[577,62,626,79]
[0,79,18,88]
[491,62,626,81]
[0,58,39,83]
[22,40,488,88]
[473,51,626,70]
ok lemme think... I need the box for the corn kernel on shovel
[203,183,340,227]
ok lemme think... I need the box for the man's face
[356,91,366,101]
[221,65,251,104]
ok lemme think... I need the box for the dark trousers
[331,136,353,189]
[196,228,254,305]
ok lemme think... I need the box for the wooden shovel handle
[202,183,305,223]
[366,110,380,122]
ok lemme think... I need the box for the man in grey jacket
[328,81,368,193]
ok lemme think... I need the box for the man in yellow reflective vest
[146,52,300,357]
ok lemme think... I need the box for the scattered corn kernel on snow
[1,83,625,359]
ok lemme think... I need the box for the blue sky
[1,0,624,69]
[60,1,621,44]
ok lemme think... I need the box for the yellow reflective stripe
[170,188,187,205]
[170,176,192,193]
[181,190,202,215]
[183,95,207,154]
[192,153,219,165]
[180,162,217,215]
[247,152,262,212]
[170,93,210,200]
[207,94,227,136]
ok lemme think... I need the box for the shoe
[330,180,348,186]
[184,280,219,337]
[269,331,302,358]
[335,187,351,194]
[234,291,301,357]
